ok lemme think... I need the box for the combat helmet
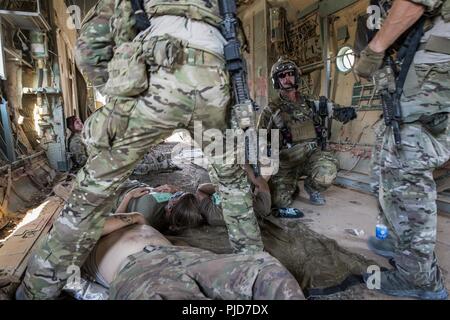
[271,56,301,90]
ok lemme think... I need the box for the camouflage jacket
[75,0,248,94]
[75,0,117,92]
[68,132,88,170]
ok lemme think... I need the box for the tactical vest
[143,0,223,28]
[276,98,317,145]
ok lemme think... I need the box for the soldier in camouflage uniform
[355,0,450,300]
[109,244,304,300]
[77,218,304,300]
[132,150,181,176]
[258,58,356,208]
[66,116,88,172]
[16,0,263,300]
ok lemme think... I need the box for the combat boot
[308,191,326,206]
[363,270,449,300]
[304,184,326,205]
[367,236,396,258]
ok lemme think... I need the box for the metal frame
[0,97,16,162]
[0,17,6,80]
[0,0,50,31]
[0,16,6,80]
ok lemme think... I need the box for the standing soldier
[355,0,450,299]
[16,0,263,300]
[258,58,356,209]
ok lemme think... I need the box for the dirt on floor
[0,214,25,246]
[130,143,393,300]
[130,142,211,192]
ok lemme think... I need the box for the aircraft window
[336,46,355,73]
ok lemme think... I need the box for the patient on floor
[63,173,373,300]
[67,213,304,300]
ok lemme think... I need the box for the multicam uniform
[68,132,88,172]
[109,245,305,300]
[199,190,272,226]
[375,0,450,290]
[132,151,179,175]
[258,94,339,208]
[19,0,263,300]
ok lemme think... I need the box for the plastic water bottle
[375,224,388,240]
[375,214,388,240]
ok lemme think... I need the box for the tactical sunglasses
[278,71,295,79]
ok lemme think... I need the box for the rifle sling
[131,0,151,32]
[396,18,425,97]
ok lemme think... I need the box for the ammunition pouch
[104,41,148,97]
[104,34,186,97]
[419,113,449,135]
[418,35,450,55]
[142,34,185,72]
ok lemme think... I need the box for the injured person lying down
[61,175,377,299]
[110,164,272,232]
[67,213,305,300]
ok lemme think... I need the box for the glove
[354,46,385,79]
[333,107,357,124]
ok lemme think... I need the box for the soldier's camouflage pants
[20,62,263,299]
[270,144,338,208]
[375,117,450,289]
[109,245,305,300]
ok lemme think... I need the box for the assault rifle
[219,0,260,176]
[376,17,425,149]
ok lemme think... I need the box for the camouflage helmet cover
[271,56,301,90]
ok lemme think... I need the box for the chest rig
[276,98,317,144]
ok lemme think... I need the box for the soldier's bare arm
[370,0,425,53]
[355,0,426,78]
[102,213,147,236]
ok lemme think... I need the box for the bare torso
[94,224,172,284]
